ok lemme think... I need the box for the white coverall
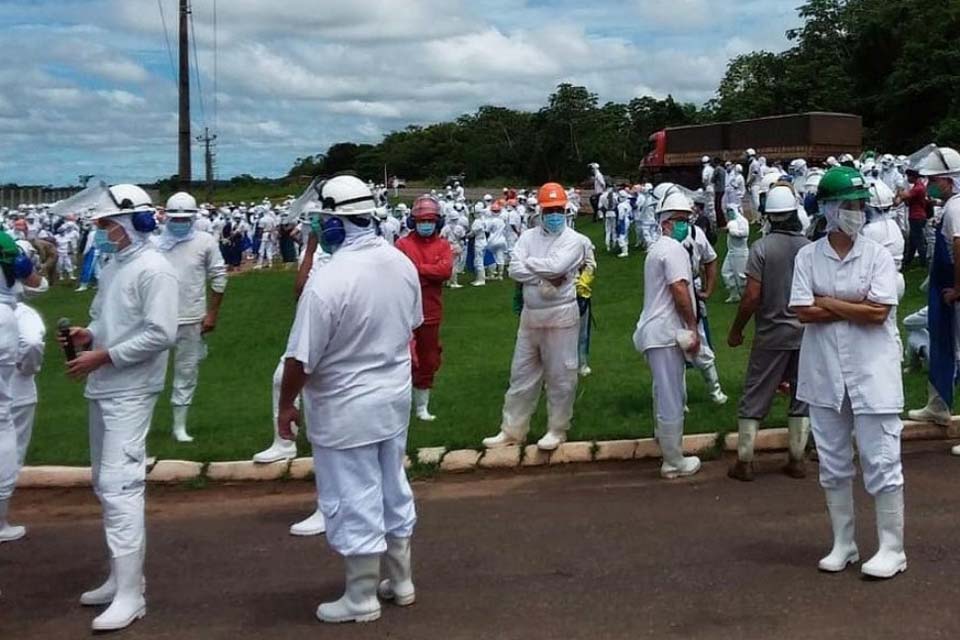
[789,237,904,496]
[257,211,279,267]
[486,214,508,275]
[284,235,421,556]
[602,191,617,251]
[721,213,750,301]
[440,222,466,284]
[470,215,487,284]
[681,226,724,397]
[56,233,75,279]
[0,287,21,512]
[159,231,228,410]
[615,199,632,256]
[379,215,401,245]
[498,226,585,440]
[12,304,44,468]
[702,163,716,224]
[862,215,906,299]
[637,196,660,249]
[903,306,928,370]
[84,241,178,558]
[748,158,762,213]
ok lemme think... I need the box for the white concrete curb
[15,419,960,488]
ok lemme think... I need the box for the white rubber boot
[413,388,436,422]
[378,537,415,606]
[536,429,567,452]
[316,554,382,623]
[728,419,758,481]
[907,384,952,426]
[449,272,462,289]
[784,416,811,478]
[703,365,728,405]
[578,364,592,377]
[289,508,326,537]
[471,268,486,286]
[0,499,25,543]
[818,485,860,572]
[80,567,116,607]
[171,405,194,443]
[91,552,146,631]
[658,422,701,479]
[861,488,907,579]
[253,418,298,464]
[482,430,521,449]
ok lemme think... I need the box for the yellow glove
[575,268,595,298]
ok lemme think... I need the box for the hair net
[821,200,842,232]
[111,213,150,249]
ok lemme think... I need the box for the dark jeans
[590,194,601,222]
[904,218,928,268]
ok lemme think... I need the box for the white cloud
[0,0,802,184]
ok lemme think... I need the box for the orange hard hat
[538,182,567,208]
[411,196,441,221]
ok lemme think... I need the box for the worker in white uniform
[276,176,421,624]
[861,179,905,299]
[589,162,606,223]
[0,232,46,545]
[906,147,960,432]
[724,165,746,219]
[486,202,508,279]
[156,192,228,443]
[746,149,761,215]
[721,206,750,302]
[615,190,632,258]
[469,208,488,286]
[602,186,617,252]
[701,155,717,225]
[681,215,728,404]
[256,206,279,268]
[439,215,467,288]
[61,184,178,630]
[789,166,907,580]
[632,188,703,479]
[482,183,586,452]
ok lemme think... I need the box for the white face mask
[837,207,865,238]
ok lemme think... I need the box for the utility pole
[196,126,217,198]
[178,0,192,186]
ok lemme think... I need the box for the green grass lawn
[25,222,933,465]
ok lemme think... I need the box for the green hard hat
[0,231,18,266]
[817,166,871,202]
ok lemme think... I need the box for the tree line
[289,0,960,186]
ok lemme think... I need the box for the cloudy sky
[0,0,801,186]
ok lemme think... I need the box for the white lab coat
[284,235,421,556]
[862,216,905,299]
[498,227,585,439]
[85,242,178,558]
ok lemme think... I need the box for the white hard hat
[588,162,599,169]
[316,176,377,216]
[91,184,153,220]
[746,148,756,157]
[825,156,839,167]
[760,171,783,194]
[652,182,675,200]
[918,146,960,176]
[805,169,824,193]
[701,155,711,164]
[789,158,807,172]
[655,187,694,220]
[483,194,493,202]
[868,179,895,210]
[165,191,198,217]
[765,185,798,215]
[839,153,855,163]
[881,153,895,166]
[395,203,409,213]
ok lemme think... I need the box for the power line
[157,0,178,82]
[213,0,218,138]
[188,1,206,129]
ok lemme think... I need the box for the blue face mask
[670,220,689,242]
[167,219,193,237]
[542,213,565,234]
[415,222,436,237]
[94,228,119,254]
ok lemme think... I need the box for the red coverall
[396,232,453,389]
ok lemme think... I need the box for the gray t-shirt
[745,230,810,350]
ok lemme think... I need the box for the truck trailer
[642,112,862,187]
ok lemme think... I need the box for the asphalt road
[3,442,959,639]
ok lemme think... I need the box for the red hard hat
[411,196,441,221]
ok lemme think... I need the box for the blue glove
[13,253,34,280]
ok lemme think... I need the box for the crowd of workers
[0,142,956,629]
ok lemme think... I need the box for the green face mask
[670,220,689,241]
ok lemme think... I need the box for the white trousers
[810,395,904,496]
[90,394,158,558]
[453,249,466,274]
[703,186,716,223]
[258,239,277,264]
[473,243,487,275]
[312,431,416,557]
[171,323,206,406]
[0,365,16,502]
[750,184,761,214]
[500,324,579,439]
[489,245,506,268]
[645,346,687,426]
[604,217,616,249]
[691,318,716,371]
[13,403,36,468]
[57,252,74,277]
[721,252,748,297]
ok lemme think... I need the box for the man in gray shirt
[711,158,727,227]
[726,185,810,481]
